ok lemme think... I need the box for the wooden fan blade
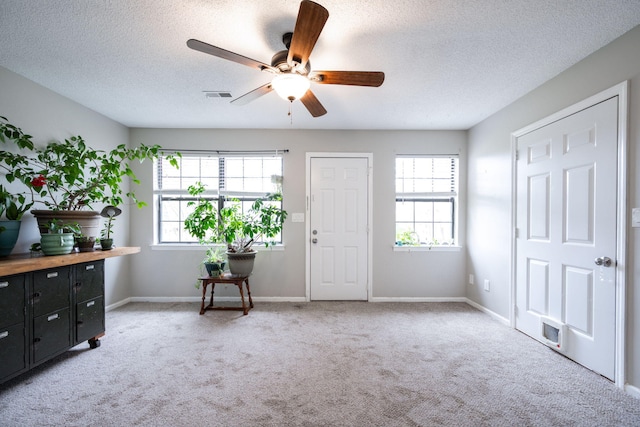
[287,1,329,71]
[300,90,327,117]
[187,39,277,73]
[309,71,385,87]
[230,82,274,105]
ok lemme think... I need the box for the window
[154,153,283,244]
[395,156,458,246]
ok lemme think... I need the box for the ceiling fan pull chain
[289,100,293,125]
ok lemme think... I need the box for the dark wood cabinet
[1,262,101,381]
[0,247,139,384]
[0,274,28,381]
[75,261,105,346]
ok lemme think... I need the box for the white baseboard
[254,296,307,302]
[110,296,492,307]
[106,298,132,312]
[464,298,510,326]
[369,297,468,303]
[126,296,307,303]
[625,383,640,399]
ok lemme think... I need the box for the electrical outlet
[469,274,474,285]
[483,279,490,292]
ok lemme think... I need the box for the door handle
[312,238,318,244]
[594,257,613,267]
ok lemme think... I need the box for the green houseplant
[184,182,287,276]
[0,116,179,239]
[99,205,121,250]
[39,219,81,256]
[73,223,97,252]
[0,184,34,256]
[203,246,227,277]
[182,183,226,277]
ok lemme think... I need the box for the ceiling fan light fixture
[271,73,310,101]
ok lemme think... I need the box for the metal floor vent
[203,91,232,98]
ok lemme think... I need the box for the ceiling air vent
[203,91,232,98]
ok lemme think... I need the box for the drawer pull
[0,331,8,339]
[47,313,59,322]
[86,265,95,271]
[47,272,59,279]
[87,301,95,307]
[0,281,8,288]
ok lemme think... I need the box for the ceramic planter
[100,238,114,251]
[75,236,96,252]
[226,251,256,277]
[204,261,226,277]
[0,220,21,257]
[40,232,75,256]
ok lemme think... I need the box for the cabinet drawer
[0,323,27,381]
[75,261,104,302]
[33,267,71,317]
[76,296,105,344]
[0,275,25,327]
[33,308,71,363]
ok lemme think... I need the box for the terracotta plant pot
[75,236,96,252]
[32,210,101,239]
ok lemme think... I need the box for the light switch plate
[632,208,640,228]
[291,213,305,223]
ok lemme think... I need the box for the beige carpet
[0,301,638,426]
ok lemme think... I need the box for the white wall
[128,128,467,300]
[0,66,132,306]
[467,25,640,390]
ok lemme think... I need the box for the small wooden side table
[198,273,253,315]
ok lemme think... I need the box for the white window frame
[395,155,459,251]
[152,151,284,247]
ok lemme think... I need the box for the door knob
[594,257,613,267]
[312,238,318,244]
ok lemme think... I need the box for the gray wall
[128,128,468,300]
[467,25,640,391]
[3,22,638,393]
[0,66,132,306]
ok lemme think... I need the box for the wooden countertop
[0,247,141,276]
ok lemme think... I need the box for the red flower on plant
[31,174,46,188]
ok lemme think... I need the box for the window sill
[150,244,285,252]
[393,245,461,252]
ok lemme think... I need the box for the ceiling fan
[187,0,385,117]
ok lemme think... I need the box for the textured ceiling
[1,0,640,130]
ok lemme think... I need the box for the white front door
[515,97,618,380]
[309,156,369,300]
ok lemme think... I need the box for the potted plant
[395,231,420,246]
[184,182,287,276]
[183,184,226,276]
[39,219,80,256]
[0,184,33,256]
[99,205,121,250]
[73,224,97,252]
[203,246,227,277]
[0,116,179,239]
